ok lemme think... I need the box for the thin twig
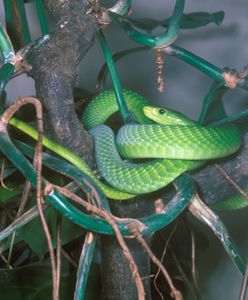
[6,181,32,269]
[61,248,78,268]
[50,185,145,300]
[0,159,11,190]
[1,97,57,300]
[158,232,200,300]
[154,223,178,300]
[215,164,248,201]
[235,64,248,82]
[133,230,182,300]
[0,253,12,269]
[189,226,198,294]
[55,214,62,300]
[156,48,165,93]
[0,205,46,244]
[239,262,248,300]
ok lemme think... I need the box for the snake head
[143,105,195,126]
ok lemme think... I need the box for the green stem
[35,0,50,35]
[109,0,185,47]
[211,109,248,126]
[198,81,227,124]
[74,233,97,300]
[97,46,148,90]
[0,25,15,64]
[4,0,31,47]
[16,0,31,45]
[189,196,246,275]
[109,0,132,16]
[0,131,196,237]
[14,139,110,210]
[162,44,226,84]
[98,30,134,123]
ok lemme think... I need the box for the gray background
[1,1,248,299]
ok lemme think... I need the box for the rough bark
[101,199,155,300]
[194,131,248,205]
[28,0,97,165]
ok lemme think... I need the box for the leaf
[0,259,74,300]
[111,11,225,35]
[0,184,21,204]
[0,158,17,179]
[19,205,85,256]
[198,81,228,125]
[84,262,101,300]
[0,63,15,83]
[0,253,102,299]
[179,11,225,29]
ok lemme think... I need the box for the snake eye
[159,108,165,115]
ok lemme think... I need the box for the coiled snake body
[82,89,241,200]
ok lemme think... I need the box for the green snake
[7,89,241,201]
[82,89,241,199]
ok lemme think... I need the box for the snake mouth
[143,106,155,116]
[143,106,160,123]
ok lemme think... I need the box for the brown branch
[158,232,200,300]
[0,159,12,190]
[1,97,58,300]
[132,230,182,300]
[214,164,248,202]
[154,223,178,299]
[189,225,198,296]
[50,185,146,300]
[7,175,32,267]
[55,214,62,299]
[61,248,78,268]
[155,48,165,93]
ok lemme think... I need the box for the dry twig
[48,185,146,300]
[154,224,178,300]
[1,97,58,300]
[55,215,62,299]
[132,229,182,300]
[215,164,248,202]
[155,48,165,93]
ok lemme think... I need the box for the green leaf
[179,11,225,29]
[0,184,21,204]
[198,81,228,125]
[0,63,15,83]
[0,158,17,179]
[0,259,74,300]
[84,263,101,300]
[114,11,225,35]
[19,205,85,256]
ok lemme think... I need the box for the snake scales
[6,89,241,201]
[82,89,241,200]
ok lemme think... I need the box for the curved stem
[0,131,196,237]
[189,195,246,275]
[161,44,227,85]
[108,0,132,16]
[109,0,185,47]
[35,0,50,35]
[0,25,15,64]
[98,29,135,123]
